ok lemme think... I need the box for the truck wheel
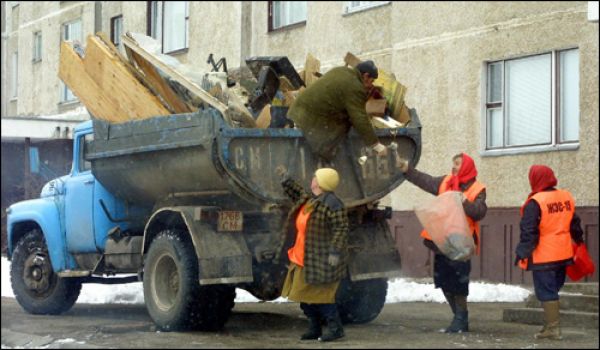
[143,230,235,331]
[336,278,388,324]
[10,229,81,315]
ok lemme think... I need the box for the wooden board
[59,41,128,122]
[81,36,170,121]
[344,52,361,68]
[96,32,188,115]
[304,53,321,87]
[121,33,230,123]
[373,69,408,124]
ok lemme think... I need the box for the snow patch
[2,256,530,305]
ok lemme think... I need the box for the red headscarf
[447,153,478,191]
[520,165,558,215]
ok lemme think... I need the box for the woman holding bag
[398,153,487,333]
[515,165,585,340]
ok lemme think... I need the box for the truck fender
[7,198,77,272]
[143,206,253,285]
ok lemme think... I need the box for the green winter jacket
[288,66,378,161]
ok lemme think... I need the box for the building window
[33,31,42,62]
[148,1,189,54]
[11,51,18,99]
[61,19,82,103]
[344,1,390,14]
[484,49,579,153]
[111,15,123,48]
[269,1,307,31]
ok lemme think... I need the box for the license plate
[218,211,243,232]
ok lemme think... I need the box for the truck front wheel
[10,229,82,315]
[336,277,388,324]
[143,229,235,331]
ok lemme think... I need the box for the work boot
[300,316,322,340]
[445,295,469,333]
[535,300,562,340]
[318,311,345,342]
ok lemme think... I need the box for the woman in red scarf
[515,165,584,340]
[398,153,487,333]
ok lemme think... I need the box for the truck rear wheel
[143,229,235,331]
[336,277,388,324]
[10,229,81,315]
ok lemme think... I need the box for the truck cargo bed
[88,108,421,208]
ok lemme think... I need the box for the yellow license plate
[218,211,243,232]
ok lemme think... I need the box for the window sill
[58,100,80,112]
[164,47,189,56]
[9,97,18,102]
[481,143,580,157]
[343,1,391,17]
[32,58,42,64]
[269,21,306,33]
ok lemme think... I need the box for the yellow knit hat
[315,168,340,192]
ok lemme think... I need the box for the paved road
[1,297,598,348]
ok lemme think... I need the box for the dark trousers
[533,267,566,302]
[434,254,471,296]
[300,303,337,320]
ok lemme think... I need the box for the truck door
[65,132,98,253]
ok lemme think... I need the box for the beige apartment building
[1,1,598,283]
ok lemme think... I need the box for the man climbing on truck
[288,60,388,163]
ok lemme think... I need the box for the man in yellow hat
[275,166,348,342]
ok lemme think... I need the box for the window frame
[60,19,82,103]
[11,51,18,100]
[110,15,123,48]
[268,1,307,32]
[481,48,580,157]
[147,1,189,54]
[343,1,390,15]
[33,31,42,62]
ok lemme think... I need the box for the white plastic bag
[414,191,475,261]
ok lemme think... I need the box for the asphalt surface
[1,297,598,349]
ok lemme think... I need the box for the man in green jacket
[288,60,387,162]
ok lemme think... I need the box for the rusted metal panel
[391,206,599,284]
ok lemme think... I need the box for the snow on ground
[1,256,530,304]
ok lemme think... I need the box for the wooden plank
[58,41,129,123]
[82,35,169,121]
[304,53,321,87]
[121,33,230,123]
[127,49,193,114]
[344,52,361,67]
[96,32,184,114]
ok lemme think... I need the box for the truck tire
[143,229,235,331]
[336,277,388,324]
[10,229,81,315]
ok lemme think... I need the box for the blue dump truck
[7,107,421,331]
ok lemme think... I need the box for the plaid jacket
[277,178,349,284]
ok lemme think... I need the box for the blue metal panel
[7,198,77,272]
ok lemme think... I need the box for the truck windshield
[79,133,94,172]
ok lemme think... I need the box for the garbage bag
[415,191,475,261]
[567,242,595,281]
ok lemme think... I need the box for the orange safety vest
[518,190,575,269]
[420,175,486,255]
[288,204,311,267]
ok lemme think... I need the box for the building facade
[2,1,598,283]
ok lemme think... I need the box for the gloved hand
[514,255,525,266]
[328,253,340,267]
[397,158,409,173]
[275,165,288,180]
[372,142,388,157]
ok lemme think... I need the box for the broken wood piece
[304,53,321,87]
[121,32,230,123]
[371,116,403,129]
[344,52,361,68]
[59,39,170,123]
[396,104,411,124]
[373,68,407,125]
[255,104,272,129]
[279,76,295,92]
[366,98,387,117]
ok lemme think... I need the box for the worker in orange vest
[515,165,584,340]
[398,153,487,333]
